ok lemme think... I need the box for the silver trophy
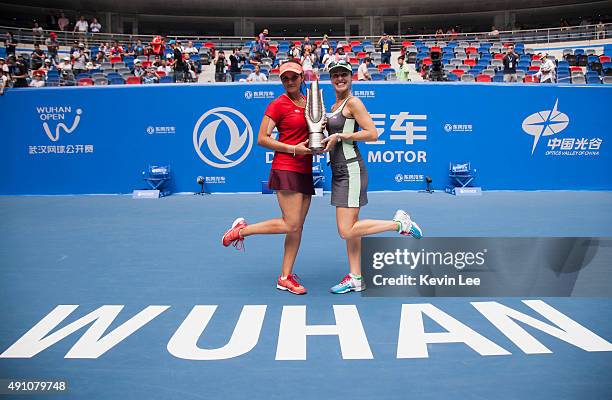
[305,79,326,152]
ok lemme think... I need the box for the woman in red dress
[222,60,313,295]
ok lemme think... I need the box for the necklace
[285,93,305,107]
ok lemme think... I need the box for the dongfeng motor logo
[522,99,569,155]
[193,107,253,168]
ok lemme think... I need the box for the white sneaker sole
[276,284,306,295]
[331,285,366,294]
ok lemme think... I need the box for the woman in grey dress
[321,60,423,294]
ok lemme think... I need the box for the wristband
[336,133,342,142]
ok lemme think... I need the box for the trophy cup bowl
[305,79,326,152]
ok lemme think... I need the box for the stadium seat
[126,76,141,84]
[78,78,94,86]
[492,74,504,82]
[110,55,122,64]
[371,73,385,81]
[529,66,540,71]
[450,69,465,77]
[603,76,612,84]
[94,78,108,85]
[523,75,539,83]
[572,75,586,84]
[476,74,492,82]
[600,56,611,63]
[159,76,173,83]
[446,73,458,81]
[586,76,601,84]
[109,77,125,85]
[464,59,476,67]
[570,66,582,73]
[574,49,585,56]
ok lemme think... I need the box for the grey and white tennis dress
[327,97,368,208]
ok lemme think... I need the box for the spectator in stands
[169,40,188,81]
[133,60,145,77]
[57,56,72,73]
[488,26,500,39]
[596,20,606,39]
[536,54,556,83]
[157,59,172,75]
[10,56,29,88]
[98,42,109,57]
[249,51,262,66]
[301,48,316,81]
[435,28,444,39]
[301,36,313,54]
[396,56,410,81]
[4,32,16,58]
[560,18,570,30]
[335,46,347,62]
[74,16,89,43]
[247,65,268,82]
[0,69,8,95]
[502,45,519,82]
[70,40,80,56]
[45,32,59,62]
[229,48,243,82]
[357,57,372,80]
[129,40,141,57]
[90,17,102,33]
[258,28,269,52]
[40,59,53,75]
[30,71,45,87]
[110,41,124,57]
[322,47,334,70]
[72,44,89,76]
[95,51,106,64]
[150,36,165,58]
[0,57,9,73]
[124,42,135,58]
[377,33,395,65]
[58,13,69,31]
[262,43,276,62]
[319,34,330,62]
[33,22,44,45]
[184,41,198,55]
[142,68,159,84]
[31,44,45,70]
[290,44,301,60]
[214,50,228,82]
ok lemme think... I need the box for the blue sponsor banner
[1,82,611,195]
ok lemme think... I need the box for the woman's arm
[339,97,378,142]
[257,115,311,155]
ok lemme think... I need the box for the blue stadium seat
[446,73,458,81]
[574,49,585,56]
[234,73,249,81]
[371,73,385,80]
[492,75,504,82]
[159,76,173,83]
[110,77,125,85]
[587,76,601,84]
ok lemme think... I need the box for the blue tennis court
[1,191,611,399]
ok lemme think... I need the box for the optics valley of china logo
[29,106,94,155]
[522,99,602,157]
[193,107,253,168]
